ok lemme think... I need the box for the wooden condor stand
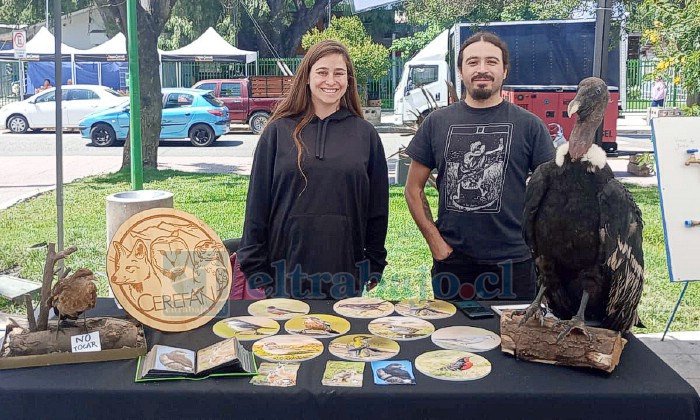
[500,310,627,373]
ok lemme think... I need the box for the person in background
[66,78,73,85]
[35,78,52,94]
[404,31,555,301]
[651,76,666,107]
[237,40,389,300]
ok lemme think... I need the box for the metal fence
[368,57,407,110]
[626,59,687,111]
[2,57,687,113]
[0,61,21,108]
[163,57,406,110]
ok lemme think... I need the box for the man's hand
[366,279,379,291]
[431,240,454,262]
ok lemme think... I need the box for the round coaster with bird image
[248,298,310,320]
[431,326,501,352]
[252,335,324,362]
[328,334,400,361]
[333,297,395,318]
[415,350,491,381]
[284,314,351,338]
[394,298,456,319]
[368,316,435,341]
[212,316,280,340]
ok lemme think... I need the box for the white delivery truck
[393,30,449,124]
[393,20,625,129]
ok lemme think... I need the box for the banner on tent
[350,0,401,12]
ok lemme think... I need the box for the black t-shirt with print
[406,100,555,263]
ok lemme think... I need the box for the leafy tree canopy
[640,0,700,95]
[0,0,92,25]
[302,15,390,84]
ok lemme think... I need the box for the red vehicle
[502,85,620,152]
[192,76,291,134]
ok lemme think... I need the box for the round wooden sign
[106,208,232,331]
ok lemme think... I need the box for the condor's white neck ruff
[555,143,607,172]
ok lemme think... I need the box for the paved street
[0,127,413,209]
[0,124,656,209]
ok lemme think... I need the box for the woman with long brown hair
[237,40,389,299]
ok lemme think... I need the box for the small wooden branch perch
[23,294,37,332]
[36,244,78,331]
[500,311,627,373]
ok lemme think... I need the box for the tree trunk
[122,23,162,170]
[686,92,699,107]
[94,0,178,170]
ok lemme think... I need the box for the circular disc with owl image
[394,298,456,319]
[431,326,501,352]
[248,298,310,320]
[333,297,395,319]
[415,350,491,381]
[212,316,280,340]
[284,314,351,338]
[328,334,400,361]
[368,316,435,341]
[106,208,232,332]
[252,335,324,362]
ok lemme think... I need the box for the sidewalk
[0,156,253,210]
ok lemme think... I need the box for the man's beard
[468,81,503,101]
[469,86,495,100]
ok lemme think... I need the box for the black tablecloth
[1,299,699,420]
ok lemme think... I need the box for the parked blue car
[78,88,229,147]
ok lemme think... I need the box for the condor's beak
[567,99,580,118]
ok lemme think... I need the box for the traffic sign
[12,30,26,59]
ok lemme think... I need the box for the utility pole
[45,0,49,28]
[54,0,64,269]
[328,0,332,28]
[593,0,612,150]
[127,0,143,189]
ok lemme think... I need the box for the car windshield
[202,93,224,107]
[105,88,125,97]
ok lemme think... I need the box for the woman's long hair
[269,40,364,184]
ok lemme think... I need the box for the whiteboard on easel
[652,117,700,282]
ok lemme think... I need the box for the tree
[94,0,178,169]
[640,0,700,104]
[302,16,389,102]
[0,0,92,26]
[239,0,345,57]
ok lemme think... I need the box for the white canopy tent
[73,32,127,62]
[1,27,259,93]
[159,27,257,63]
[0,26,80,60]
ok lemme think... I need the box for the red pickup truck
[192,77,290,134]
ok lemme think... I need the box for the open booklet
[135,337,257,382]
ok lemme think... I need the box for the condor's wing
[523,162,555,259]
[598,179,645,331]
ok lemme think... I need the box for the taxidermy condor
[519,77,644,339]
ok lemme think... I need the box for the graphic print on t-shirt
[443,123,512,212]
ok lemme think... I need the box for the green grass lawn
[0,169,698,333]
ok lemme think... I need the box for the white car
[0,85,126,133]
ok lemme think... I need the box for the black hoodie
[237,107,389,299]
